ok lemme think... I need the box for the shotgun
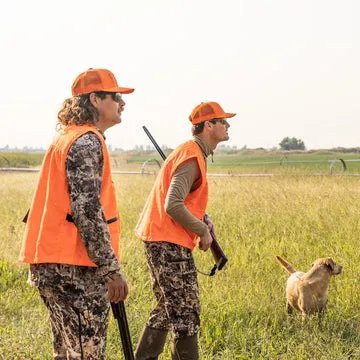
[111,301,134,360]
[142,125,228,273]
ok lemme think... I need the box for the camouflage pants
[144,241,200,338]
[38,281,110,360]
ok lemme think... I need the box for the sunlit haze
[1,0,359,151]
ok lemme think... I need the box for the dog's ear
[325,257,335,270]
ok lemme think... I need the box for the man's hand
[199,228,213,251]
[205,215,214,233]
[106,272,128,303]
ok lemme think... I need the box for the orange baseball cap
[71,68,134,96]
[189,101,236,125]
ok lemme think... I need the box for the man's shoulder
[67,132,104,164]
[175,140,199,152]
[169,141,203,165]
[71,131,102,149]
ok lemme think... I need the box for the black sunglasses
[94,91,123,103]
[108,92,123,103]
[209,118,229,126]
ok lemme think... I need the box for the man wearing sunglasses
[135,101,236,360]
[19,68,134,359]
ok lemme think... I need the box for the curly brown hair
[57,92,108,127]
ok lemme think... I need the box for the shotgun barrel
[111,301,134,360]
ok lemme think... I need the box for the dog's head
[312,257,342,275]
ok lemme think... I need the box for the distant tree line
[278,137,360,153]
[0,145,45,153]
[2,141,360,155]
[329,147,360,153]
[279,137,305,150]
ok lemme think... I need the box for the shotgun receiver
[142,125,228,274]
[111,301,134,360]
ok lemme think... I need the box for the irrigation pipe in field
[3,167,360,177]
[0,167,273,177]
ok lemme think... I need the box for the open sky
[1,0,359,151]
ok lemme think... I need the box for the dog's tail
[275,255,296,274]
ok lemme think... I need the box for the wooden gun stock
[204,214,228,271]
[209,230,228,271]
[111,301,134,360]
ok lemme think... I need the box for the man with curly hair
[19,68,134,359]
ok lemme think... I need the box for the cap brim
[104,86,135,94]
[191,112,237,125]
[118,87,135,94]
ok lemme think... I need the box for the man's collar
[193,136,213,158]
[95,127,106,140]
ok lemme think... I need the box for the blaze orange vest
[19,125,120,266]
[135,140,208,250]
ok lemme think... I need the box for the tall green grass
[1,172,360,359]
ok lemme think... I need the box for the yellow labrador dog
[276,255,342,317]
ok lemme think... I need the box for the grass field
[119,150,360,175]
[2,149,360,175]
[1,167,360,359]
